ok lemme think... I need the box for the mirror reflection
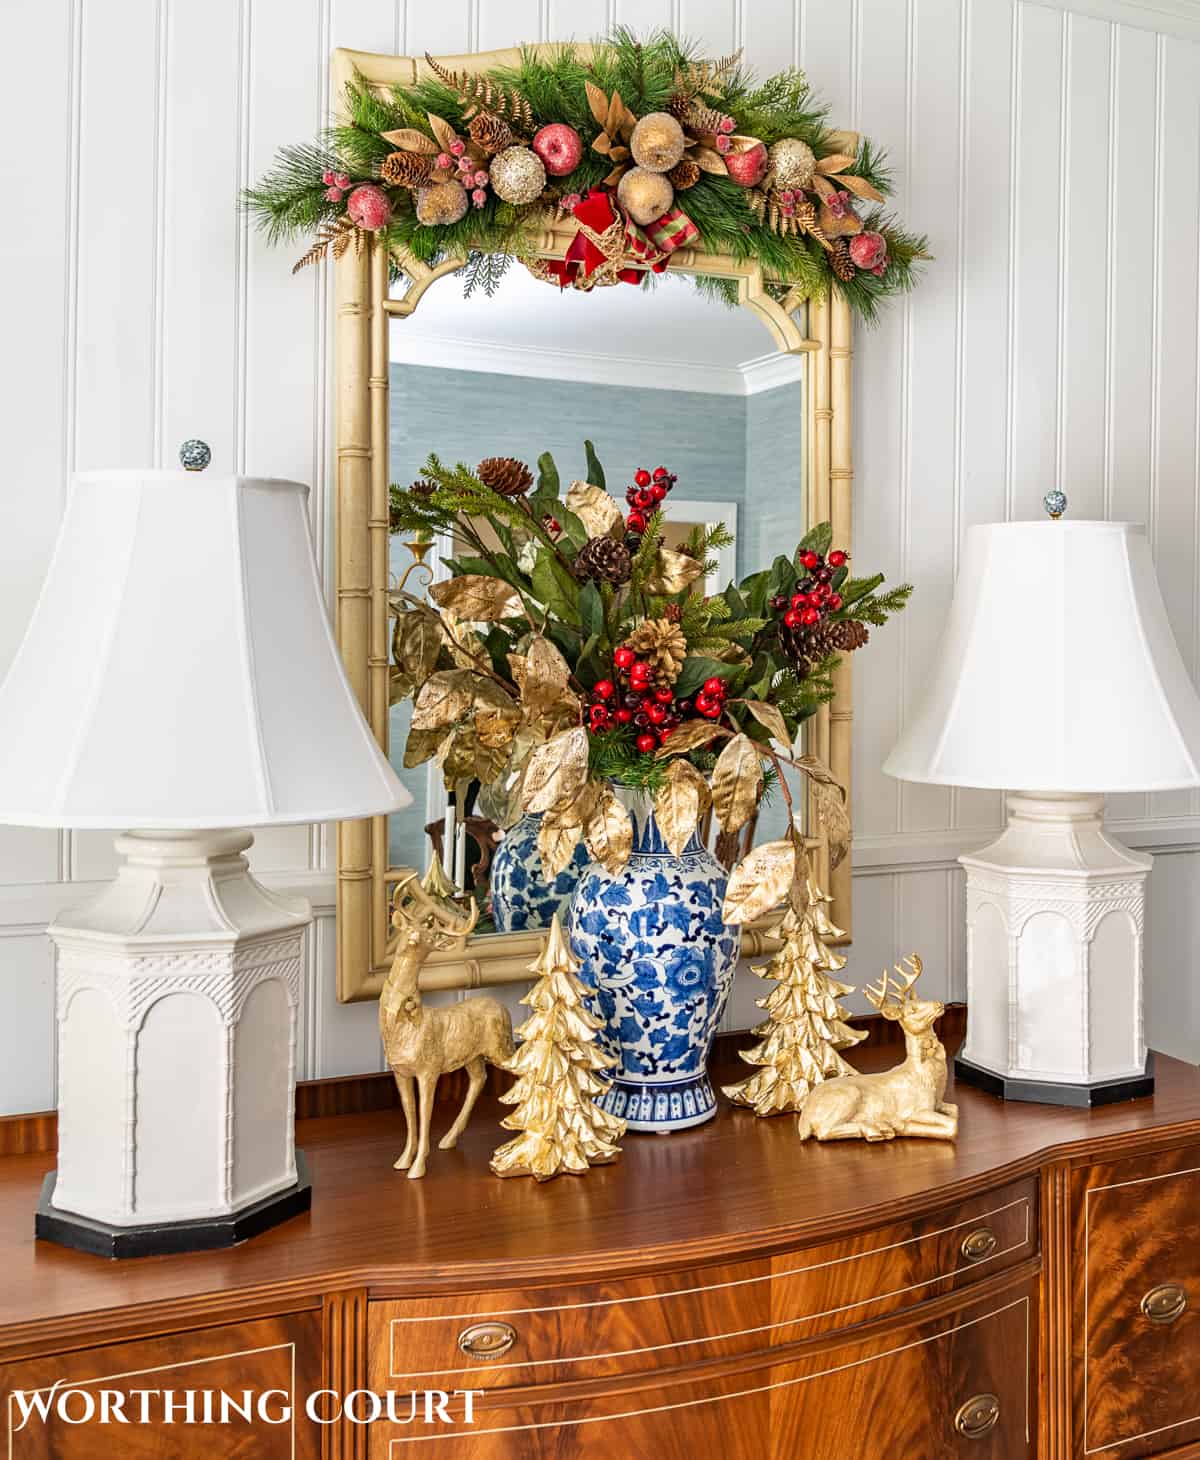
[387,268,805,936]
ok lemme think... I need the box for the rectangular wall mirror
[333,46,854,1004]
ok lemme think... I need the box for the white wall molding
[391,334,806,396]
[4,0,1200,1111]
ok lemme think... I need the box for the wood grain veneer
[2,1032,1200,1456]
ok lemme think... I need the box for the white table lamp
[0,453,411,1254]
[884,502,1200,1106]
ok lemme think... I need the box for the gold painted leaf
[390,668,414,706]
[426,112,459,154]
[379,127,439,155]
[412,669,476,731]
[538,816,584,879]
[585,80,610,128]
[402,726,448,768]
[565,481,624,540]
[584,785,633,874]
[693,145,729,176]
[791,753,850,867]
[722,838,797,924]
[392,605,443,683]
[838,173,886,203]
[429,574,523,622]
[522,727,590,815]
[591,132,613,156]
[439,609,490,670]
[646,547,705,596]
[437,724,507,786]
[742,700,791,748]
[510,635,571,707]
[815,152,858,176]
[654,719,731,758]
[712,733,765,834]
[654,759,710,857]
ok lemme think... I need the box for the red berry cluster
[587,645,691,754]
[624,465,678,537]
[770,548,848,628]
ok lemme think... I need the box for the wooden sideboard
[3,1022,1200,1457]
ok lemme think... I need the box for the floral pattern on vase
[491,812,590,934]
[567,786,740,1133]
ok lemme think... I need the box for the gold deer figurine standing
[795,955,958,1143]
[381,863,514,1179]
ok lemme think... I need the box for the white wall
[3,0,1200,1115]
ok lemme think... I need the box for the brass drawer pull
[955,1393,1000,1439]
[457,1320,517,1360]
[960,1227,998,1263]
[1141,1283,1187,1325]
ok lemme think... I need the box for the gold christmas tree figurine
[490,915,626,1181]
[723,864,867,1116]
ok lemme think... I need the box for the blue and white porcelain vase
[491,813,590,933]
[567,786,740,1133]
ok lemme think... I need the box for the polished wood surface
[3,1032,1200,1455]
[1073,1142,1200,1458]
[0,1312,322,1458]
[366,1279,1038,1458]
[3,1039,1200,1354]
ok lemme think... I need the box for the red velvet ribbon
[543,189,695,289]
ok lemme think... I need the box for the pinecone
[409,478,437,498]
[663,602,683,623]
[626,617,688,686]
[781,616,869,671]
[477,456,533,497]
[666,91,691,120]
[831,239,856,283]
[380,151,433,188]
[832,619,870,652]
[668,158,701,191]
[574,536,632,587]
[468,112,513,154]
[684,102,729,136]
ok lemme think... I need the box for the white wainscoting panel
[2,0,1200,1114]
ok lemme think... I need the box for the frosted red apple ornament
[532,123,584,177]
[723,142,768,189]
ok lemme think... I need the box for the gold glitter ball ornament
[414,180,469,226]
[488,145,547,205]
[630,111,687,173]
[617,167,674,226]
[768,137,817,191]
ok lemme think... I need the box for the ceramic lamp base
[959,792,1153,1106]
[35,1154,312,1258]
[45,830,309,1255]
[599,1073,718,1132]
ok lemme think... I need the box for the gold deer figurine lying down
[380,864,514,1179]
[796,955,958,1143]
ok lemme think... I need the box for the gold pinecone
[666,91,691,120]
[477,456,534,497]
[468,112,513,154]
[831,239,856,282]
[380,150,433,188]
[574,536,632,587]
[668,158,701,191]
[627,617,688,686]
[683,102,729,136]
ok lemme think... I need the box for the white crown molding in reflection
[390,335,804,396]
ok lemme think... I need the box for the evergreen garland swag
[245,29,928,322]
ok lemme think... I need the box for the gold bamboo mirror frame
[332,44,854,1004]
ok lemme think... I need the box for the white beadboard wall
[2,0,1200,1115]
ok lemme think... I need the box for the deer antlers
[864,953,923,1013]
[391,864,480,942]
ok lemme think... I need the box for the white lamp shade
[0,470,412,828]
[884,520,1200,793]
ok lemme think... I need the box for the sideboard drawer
[369,1279,1036,1458]
[372,1178,1035,1390]
[1077,1144,1200,1458]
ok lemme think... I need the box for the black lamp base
[954,1055,1155,1108]
[35,1152,311,1259]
